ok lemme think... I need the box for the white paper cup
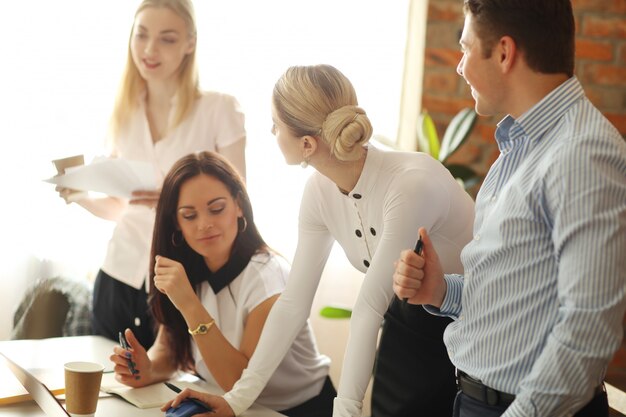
[64,361,104,417]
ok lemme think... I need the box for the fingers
[125,328,145,355]
[419,227,440,264]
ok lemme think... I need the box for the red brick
[428,2,463,22]
[575,39,614,61]
[620,44,626,64]
[475,124,497,145]
[426,23,463,48]
[582,16,626,38]
[572,0,626,13]
[425,48,463,68]
[585,86,624,109]
[584,64,626,86]
[605,113,626,136]
[423,71,460,94]
[422,94,476,115]
[445,141,482,165]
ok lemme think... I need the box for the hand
[129,189,161,209]
[161,389,234,417]
[55,186,85,204]
[110,328,152,387]
[154,255,197,312]
[393,227,447,307]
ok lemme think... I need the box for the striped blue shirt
[429,77,626,416]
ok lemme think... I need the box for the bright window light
[0,0,409,282]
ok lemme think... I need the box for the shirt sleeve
[212,94,246,150]
[223,177,335,415]
[423,274,464,319]
[503,133,626,417]
[334,170,455,416]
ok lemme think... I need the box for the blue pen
[118,331,137,376]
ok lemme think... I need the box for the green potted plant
[417,107,480,190]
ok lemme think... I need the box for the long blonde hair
[272,64,373,162]
[109,0,200,143]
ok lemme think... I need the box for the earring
[238,216,248,233]
[171,230,184,247]
[300,156,309,169]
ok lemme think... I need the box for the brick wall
[421,0,626,404]
[423,0,626,197]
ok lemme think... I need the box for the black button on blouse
[355,229,362,237]
[363,260,370,268]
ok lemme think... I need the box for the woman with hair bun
[169,64,475,417]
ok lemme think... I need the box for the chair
[11,276,92,339]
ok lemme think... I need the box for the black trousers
[371,297,456,417]
[279,376,336,417]
[91,269,156,349]
[452,388,608,417]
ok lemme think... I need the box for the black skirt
[91,269,156,349]
[371,297,456,417]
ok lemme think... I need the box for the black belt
[457,370,607,408]
[457,370,516,406]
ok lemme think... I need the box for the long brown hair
[149,151,267,371]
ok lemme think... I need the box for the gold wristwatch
[188,319,215,336]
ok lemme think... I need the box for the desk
[0,336,283,417]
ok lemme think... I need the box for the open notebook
[100,372,212,409]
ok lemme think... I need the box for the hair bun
[321,105,373,162]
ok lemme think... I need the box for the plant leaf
[416,111,440,159]
[319,306,352,319]
[439,108,477,162]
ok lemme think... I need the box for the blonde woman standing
[56,0,246,349]
[167,65,475,417]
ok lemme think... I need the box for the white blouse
[224,145,476,416]
[193,253,330,411]
[101,91,246,289]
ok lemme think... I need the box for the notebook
[0,352,70,417]
[100,372,210,409]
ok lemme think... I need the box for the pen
[118,331,137,375]
[403,234,423,304]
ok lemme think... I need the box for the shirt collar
[205,249,253,294]
[346,144,384,201]
[495,76,584,152]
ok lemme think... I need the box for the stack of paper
[44,158,158,199]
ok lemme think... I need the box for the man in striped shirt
[393,0,626,416]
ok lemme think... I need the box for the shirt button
[363,259,370,268]
[474,234,481,241]
[491,195,497,202]
[370,227,376,236]
[134,317,141,327]
[353,193,362,199]
[355,229,362,238]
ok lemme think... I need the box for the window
[0,0,412,284]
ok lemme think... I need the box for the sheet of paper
[44,158,158,199]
